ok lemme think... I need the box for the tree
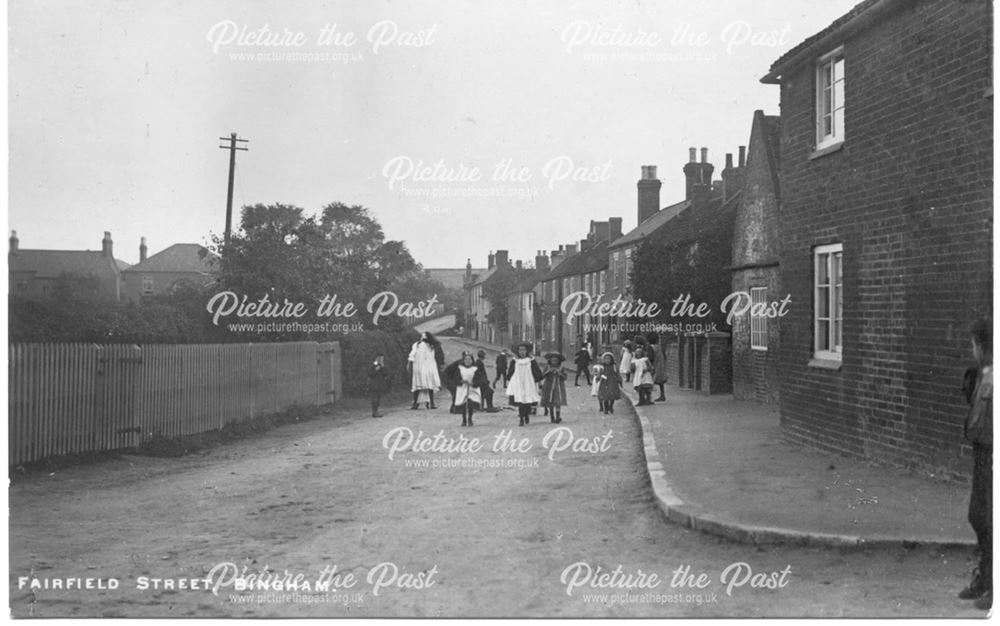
[209,201,422,335]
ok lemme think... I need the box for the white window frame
[813,243,843,362]
[141,275,155,295]
[815,47,845,150]
[750,287,768,351]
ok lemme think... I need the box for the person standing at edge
[507,342,542,427]
[573,343,593,387]
[475,349,495,412]
[960,318,992,611]
[407,331,442,409]
[648,332,668,402]
[367,353,390,418]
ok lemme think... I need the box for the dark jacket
[368,362,391,394]
[965,364,993,445]
[574,348,592,369]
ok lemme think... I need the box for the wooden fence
[8,341,342,466]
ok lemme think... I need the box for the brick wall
[732,111,783,405]
[776,0,992,478]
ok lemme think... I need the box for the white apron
[408,341,441,392]
[507,357,540,404]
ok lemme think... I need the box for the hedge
[339,328,420,396]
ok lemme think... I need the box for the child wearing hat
[540,352,568,423]
[597,351,623,414]
[506,342,543,426]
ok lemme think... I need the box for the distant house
[424,267,482,291]
[507,253,551,347]
[120,239,218,302]
[761,0,992,475]
[8,230,130,301]
[463,250,515,345]
[537,244,578,354]
[730,111,782,405]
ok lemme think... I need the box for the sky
[8,0,862,269]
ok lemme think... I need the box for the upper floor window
[142,275,155,295]
[612,252,621,288]
[816,48,845,150]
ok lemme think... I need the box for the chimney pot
[725,153,733,169]
[9,230,19,252]
[101,231,114,258]
[738,145,746,167]
[688,147,697,163]
[700,147,708,163]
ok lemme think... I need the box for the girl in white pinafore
[505,342,542,427]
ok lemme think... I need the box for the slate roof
[609,198,689,250]
[9,249,125,278]
[761,0,890,83]
[124,244,218,274]
[541,240,609,282]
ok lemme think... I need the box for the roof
[9,249,125,279]
[648,190,742,249]
[541,240,609,282]
[762,0,895,83]
[124,244,218,274]
[467,262,515,289]
[609,198,689,250]
[424,267,483,290]
[757,111,781,199]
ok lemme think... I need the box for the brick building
[730,111,783,405]
[464,250,515,345]
[9,230,130,301]
[120,240,218,302]
[761,0,992,476]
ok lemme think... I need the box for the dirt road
[8,338,983,618]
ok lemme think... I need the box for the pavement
[626,386,976,549]
[450,334,977,549]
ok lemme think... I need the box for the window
[624,248,632,286]
[816,48,845,150]
[612,252,621,288]
[750,287,768,350]
[814,244,843,361]
[599,271,606,294]
[142,275,155,295]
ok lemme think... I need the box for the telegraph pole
[219,132,249,247]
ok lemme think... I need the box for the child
[590,362,604,410]
[475,349,495,411]
[368,353,390,417]
[506,342,542,427]
[597,352,622,414]
[631,347,655,406]
[540,353,568,424]
[454,351,487,427]
[619,340,634,383]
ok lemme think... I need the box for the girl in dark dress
[540,353,568,423]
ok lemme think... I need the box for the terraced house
[761,0,992,476]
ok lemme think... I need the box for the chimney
[683,147,715,200]
[590,220,610,243]
[722,145,747,203]
[535,250,550,271]
[637,165,661,225]
[488,251,495,269]
[9,230,18,252]
[564,243,578,257]
[101,231,113,258]
[608,217,623,242]
[516,260,523,270]
[495,250,509,267]
[466,258,472,280]
[139,236,148,262]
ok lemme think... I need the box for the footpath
[625,386,975,548]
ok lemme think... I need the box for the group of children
[368,335,668,425]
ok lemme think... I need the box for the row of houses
[8,230,217,302]
[463,0,992,478]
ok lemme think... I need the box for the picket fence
[8,341,342,466]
